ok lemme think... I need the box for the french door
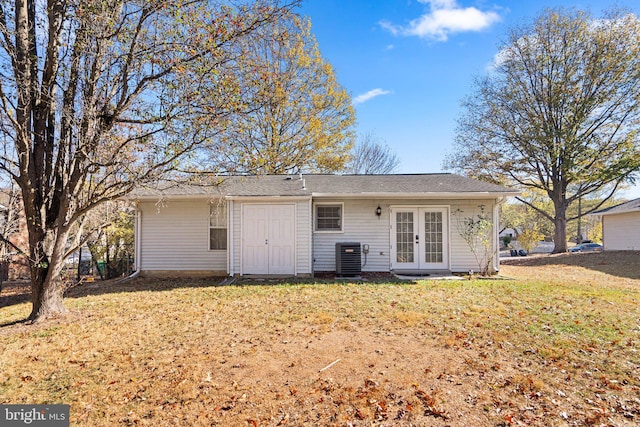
[391,207,449,270]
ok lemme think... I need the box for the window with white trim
[209,202,227,250]
[315,203,343,232]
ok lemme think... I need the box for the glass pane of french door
[396,211,414,263]
[423,211,443,263]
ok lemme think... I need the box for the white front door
[242,204,295,275]
[391,207,449,270]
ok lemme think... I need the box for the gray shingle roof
[129,174,518,199]
[302,174,514,195]
[592,198,640,216]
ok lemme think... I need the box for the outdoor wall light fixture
[375,206,382,217]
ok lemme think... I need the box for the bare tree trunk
[29,271,67,322]
[26,228,69,322]
[552,200,568,253]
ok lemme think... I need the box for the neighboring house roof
[591,198,640,216]
[128,174,519,200]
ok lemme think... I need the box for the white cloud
[485,48,509,73]
[486,34,535,73]
[379,20,401,36]
[381,0,501,41]
[353,88,393,105]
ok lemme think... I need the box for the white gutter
[224,196,312,201]
[310,191,521,199]
[127,192,520,202]
[590,208,640,217]
[128,195,312,202]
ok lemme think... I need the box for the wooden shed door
[242,204,295,275]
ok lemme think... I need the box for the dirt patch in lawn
[1,258,640,426]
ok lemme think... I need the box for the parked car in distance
[569,243,603,253]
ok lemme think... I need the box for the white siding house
[137,200,227,274]
[593,198,640,251]
[311,198,499,274]
[128,174,518,277]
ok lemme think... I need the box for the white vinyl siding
[603,212,640,250]
[137,196,500,276]
[313,199,389,273]
[312,198,499,273]
[448,201,498,273]
[138,200,227,271]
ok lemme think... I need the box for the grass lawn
[1,251,639,426]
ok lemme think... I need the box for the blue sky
[300,0,640,199]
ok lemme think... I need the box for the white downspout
[309,198,314,277]
[493,199,501,273]
[228,199,233,276]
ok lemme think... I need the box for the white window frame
[209,201,227,251]
[314,202,344,233]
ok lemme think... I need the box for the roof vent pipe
[302,178,306,190]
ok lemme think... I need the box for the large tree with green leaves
[207,15,355,174]
[446,8,640,252]
[0,0,298,322]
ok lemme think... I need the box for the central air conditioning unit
[335,242,361,277]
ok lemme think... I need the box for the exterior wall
[602,212,640,250]
[312,198,499,274]
[450,201,497,273]
[312,198,389,273]
[137,196,500,276]
[138,200,227,274]
[229,199,312,276]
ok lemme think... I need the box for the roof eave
[590,208,640,217]
[122,193,221,201]
[124,190,521,202]
[224,195,312,201]
[310,191,521,199]
[125,194,312,202]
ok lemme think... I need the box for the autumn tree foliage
[82,202,135,280]
[0,0,298,322]
[446,8,640,253]
[207,15,356,174]
[501,190,618,244]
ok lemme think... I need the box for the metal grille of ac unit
[335,242,361,277]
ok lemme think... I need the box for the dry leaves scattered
[0,251,639,426]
